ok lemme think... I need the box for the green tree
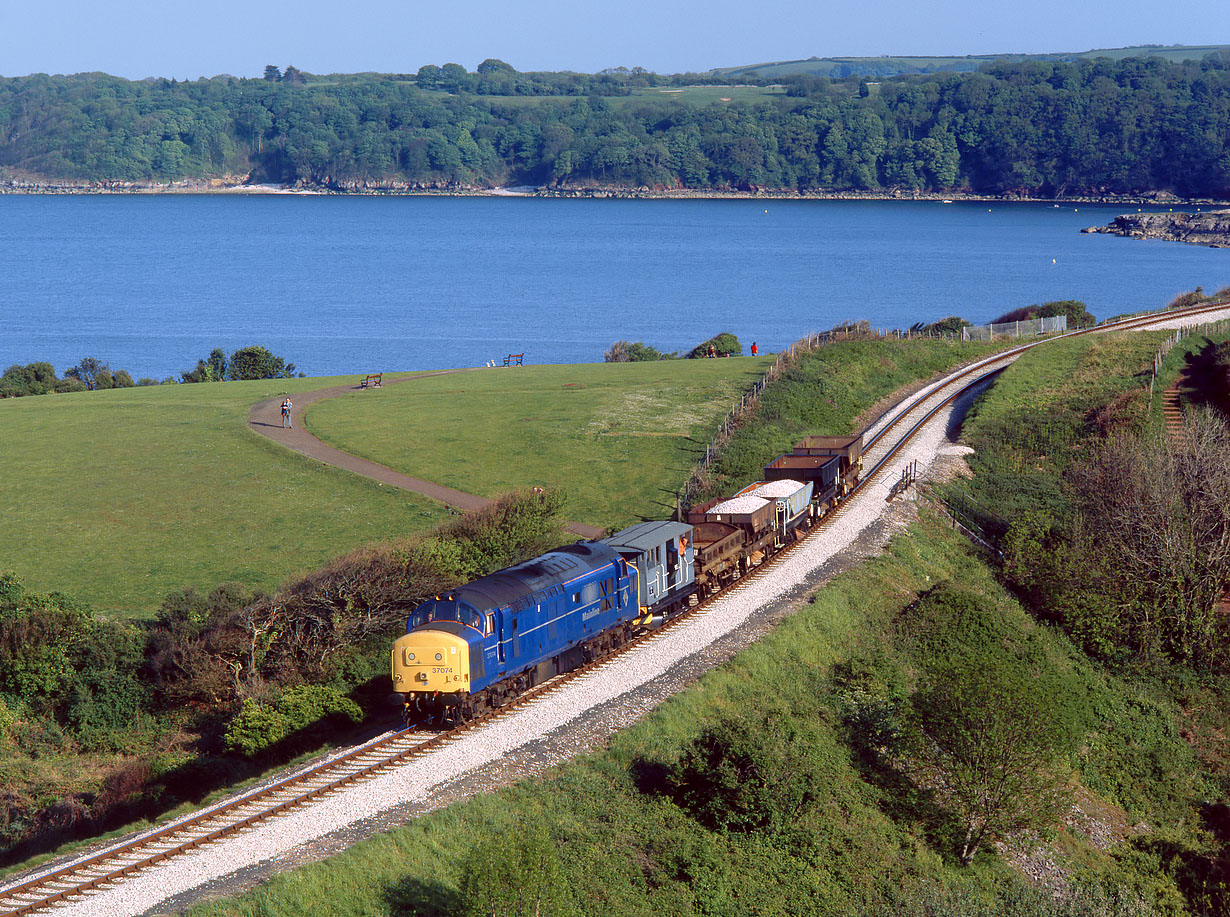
[180,348,228,383]
[905,656,1080,865]
[225,345,298,380]
[263,65,281,82]
[65,356,113,390]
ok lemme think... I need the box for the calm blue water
[1,195,1227,379]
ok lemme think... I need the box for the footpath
[247,370,606,540]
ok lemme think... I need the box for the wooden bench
[503,353,525,366]
[359,373,383,389]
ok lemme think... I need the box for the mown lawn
[0,376,449,617]
[305,358,774,530]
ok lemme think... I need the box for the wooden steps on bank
[1161,364,1193,442]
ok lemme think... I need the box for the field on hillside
[306,358,774,531]
[0,375,450,616]
[418,85,787,109]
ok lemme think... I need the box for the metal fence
[962,315,1067,341]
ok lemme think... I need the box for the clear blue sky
[2,0,1225,80]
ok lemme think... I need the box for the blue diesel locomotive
[391,521,695,724]
[391,436,862,727]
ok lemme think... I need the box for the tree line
[2,54,1229,196]
[1,346,301,398]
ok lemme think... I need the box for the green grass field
[305,358,774,531]
[0,375,450,617]
[0,360,765,616]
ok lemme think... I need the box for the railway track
[4,298,1228,917]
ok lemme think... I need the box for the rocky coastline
[4,173,1229,209]
[1082,210,1230,247]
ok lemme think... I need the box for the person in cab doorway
[281,397,293,428]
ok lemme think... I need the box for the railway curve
[4,300,1230,917]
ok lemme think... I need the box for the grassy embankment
[188,327,1228,917]
[0,338,1014,879]
[953,330,1168,530]
[0,374,448,617]
[305,341,1007,528]
[187,522,1210,917]
[1145,320,1230,430]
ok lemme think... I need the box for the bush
[688,332,742,359]
[0,573,96,705]
[603,340,677,362]
[53,376,87,393]
[993,300,1096,328]
[0,362,58,397]
[911,316,970,336]
[1167,287,1207,310]
[222,685,362,756]
[667,710,826,833]
[226,345,300,380]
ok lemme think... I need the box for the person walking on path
[751,341,758,356]
[281,397,293,429]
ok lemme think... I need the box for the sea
[1,194,1227,379]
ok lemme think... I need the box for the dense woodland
[2,54,1230,196]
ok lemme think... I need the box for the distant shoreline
[3,177,1228,208]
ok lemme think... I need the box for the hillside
[180,323,1230,917]
[3,54,1230,197]
[707,43,1230,79]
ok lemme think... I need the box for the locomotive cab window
[485,613,495,636]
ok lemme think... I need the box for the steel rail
[4,297,1227,916]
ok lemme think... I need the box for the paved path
[247,371,606,540]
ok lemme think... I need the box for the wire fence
[1146,317,1230,411]
[680,325,964,508]
[678,302,1230,514]
[962,315,1067,341]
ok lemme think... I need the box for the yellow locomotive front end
[391,629,472,697]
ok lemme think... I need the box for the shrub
[688,332,742,359]
[993,300,1096,328]
[1167,287,1207,310]
[910,316,970,336]
[53,376,87,393]
[604,340,677,362]
[667,710,826,833]
[226,345,299,380]
[0,573,96,705]
[0,362,58,397]
[222,685,362,756]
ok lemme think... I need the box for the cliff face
[1083,210,1230,246]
